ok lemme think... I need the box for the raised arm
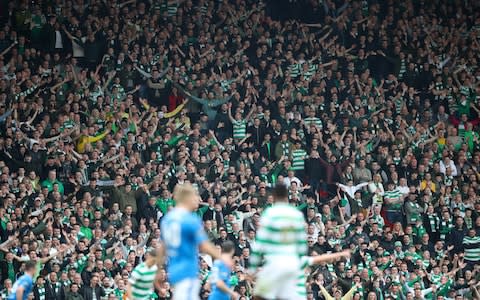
[85,129,111,144]
[0,109,13,123]
[236,133,252,146]
[227,103,235,123]
[50,79,69,94]
[337,183,349,192]
[158,66,170,79]
[62,26,77,42]
[177,85,208,106]
[42,131,68,143]
[310,250,351,265]
[102,71,116,91]
[0,41,17,57]
[100,154,121,165]
[343,283,361,300]
[353,182,369,191]
[163,101,187,118]
[319,285,335,300]
[135,65,152,78]
[125,85,141,96]
[470,102,480,114]
[39,245,70,264]
[209,130,224,150]
[147,78,166,89]
[209,95,232,108]
[245,104,256,121]
[118,0,136,7]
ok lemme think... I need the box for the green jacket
[65,292,85,300]
[41,179,65,194]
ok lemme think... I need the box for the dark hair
[272,183,288,200]
[221,240,235,253]
[25,260,36,271]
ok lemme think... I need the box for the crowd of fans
[0,0,480,299]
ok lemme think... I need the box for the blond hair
[173,183,197,204]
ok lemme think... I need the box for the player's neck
[176,203,193,212]
[220,253,232,261]
[145,258,156,267]
[25,271,34,277]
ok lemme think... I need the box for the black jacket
[140,204,159,223]
[65,292,84,300]
[0,259,19,282]
[80,286,105,300]
[46,282,65,300]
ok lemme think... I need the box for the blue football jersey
[161,207,208,284]
[208,260,231,300]
[8,274,33,300]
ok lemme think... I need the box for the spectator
[0,0,478,299]
[80,275,105,300]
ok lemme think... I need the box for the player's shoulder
[182,211,202,225]
[213,259,229,274]
[20,274,31,281]
[162,208,192,221]
[266,203,303,217]
[18,274,32,284]
[212,259,224,269]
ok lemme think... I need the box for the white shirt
[338,182,369,198]
[283,176,302,188]
[439,159,458,176]
[72,37,86,57]
[368,182,385,204]
[55,30,64,48]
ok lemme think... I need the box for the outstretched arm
[163,101,187,118]
[209,95,232,108]
[0,109,13,123]
[135,65,152,78]
[209,130,224,149]
[353,182,369,191]
[310,250,351,265]
[42,131,71,143]
[227,103,235,123]
[236,133,252,146]
[21,109,39,126]
[199,241,222,260]
[0,41,17,57]
[343,283,361,300]
[319,285,335,300]
[85,129,111,144]
[337,183,349,192]
[178,86,208,106]
[245,104,256,121]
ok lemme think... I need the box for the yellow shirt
[76,130,110,153]
[420,180,436,193]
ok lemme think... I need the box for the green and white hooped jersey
[296,256,314,298]
[128,262,158,300]
[232,119,247,139]
[250,203,307,270]
[291,149,307,171]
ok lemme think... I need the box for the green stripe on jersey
[385,189,402,210]
[463,236,480,262]
[129,262,158,300]
[304,117,322,128]
[251,204,307,269]
[296,256,313,297]
[233,120,247,139]
[292,149,307,170]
